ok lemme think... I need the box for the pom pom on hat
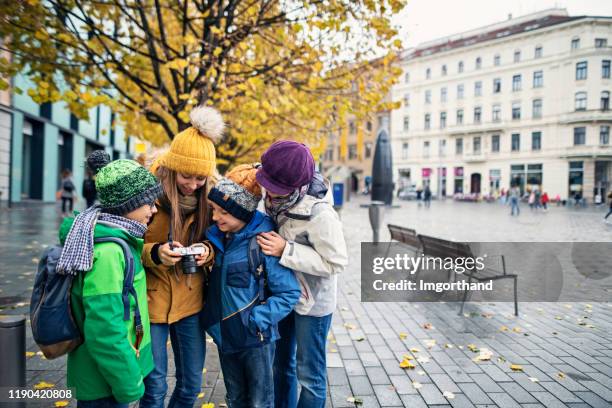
[189,105,225,143]
[86,150,111,174]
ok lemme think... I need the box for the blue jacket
[202,211,300,354]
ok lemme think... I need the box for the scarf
[265,184,309,221]
[57,205,147,275]
[158,192,198,216]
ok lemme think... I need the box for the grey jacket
[276,175,348,316]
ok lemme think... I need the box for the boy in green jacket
[56,151,163,407]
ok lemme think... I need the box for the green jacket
[59,218,154,403]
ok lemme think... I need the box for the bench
[418,234,518,316]
[385,224,421,258]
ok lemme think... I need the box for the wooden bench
[418,234,518,316]
[385,224,421,257]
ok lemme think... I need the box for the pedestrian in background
[423,185,432,208]
[604,191,612,221]
[255,141,348,408]
[541,191,550,211]
[82,168,98,208]
[58,168,76,216]
[509,185,520,216]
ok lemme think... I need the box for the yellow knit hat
[158,106,224,177]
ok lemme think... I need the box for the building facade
[391,9,612,201]
[0,72,137,204]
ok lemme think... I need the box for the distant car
[398,186,418,200]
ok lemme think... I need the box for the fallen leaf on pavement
[343,323,357,330]
[528,377,539,382]
[467,344,479,353]
[510,364,523,371]
[346,396,363,405]
[473,348,493,362]
[399,332,408,340]
[34,381,54,389]
[444,343,453,349]
[416,356,430,364]
[402,354,414,360]
[197,392,205,399]
[500,326,509,332]
[425,339,436,349]
[412,381,423,389]
[443,391,455,399]
[422,323,433,330]
[54,402,69,407]
[513,327,522,333]
[399,359,416,369]
[410,347,421,353]
[25,352,35,357]
[557,372,566,379]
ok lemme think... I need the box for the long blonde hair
[156,166,210,244]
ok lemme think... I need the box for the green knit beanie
[87,151,162,215]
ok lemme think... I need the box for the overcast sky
[392,0,612,48]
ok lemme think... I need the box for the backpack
[63,179,75,193]
[247,236,268,304]
[30,237,143,359]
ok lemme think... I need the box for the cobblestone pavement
[1,198,611,407]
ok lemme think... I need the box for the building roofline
[402,9,611,61]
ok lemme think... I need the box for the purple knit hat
[256,140,315,195]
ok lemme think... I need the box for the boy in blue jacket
[202,164,300,408]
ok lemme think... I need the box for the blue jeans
[220,342,275,408]
[77,397,127,408]
[274,311,333,408]
[510,197,520,216]
[140,313,206,408]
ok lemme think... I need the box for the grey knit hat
[208,164,261,223]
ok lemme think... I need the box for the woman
[139,105,222,408]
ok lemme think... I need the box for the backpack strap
[93,237,143,352]
[248,236,266,304]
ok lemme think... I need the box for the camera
[174,244,206,275]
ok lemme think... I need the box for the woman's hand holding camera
[158,241,183,266]
[195,245,210,267]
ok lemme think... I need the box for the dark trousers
[61,197,73,213]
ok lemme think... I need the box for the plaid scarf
[57,205,147,275]
[264,184,309,222]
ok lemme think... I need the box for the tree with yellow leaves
[0,0,404,169]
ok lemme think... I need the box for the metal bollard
[0,316,26,408]
[368,201,385,243]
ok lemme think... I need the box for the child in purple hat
[255,140,348,408]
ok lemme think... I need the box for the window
[512,74,522,91]
[456,138,463,155]
[533,70,543,88]
[514,50,521,63]
[349,121,356,135]
[511,133,520,151]
[423,141,430,158]
[494,54,500,66]
[440,111,447,128]
[402,142,409,159]
[474,106,482,123]
[603,60,611,79]
[595,38,608,48]
[602,91,610,111]
[533,99,542,118]
[491,134,500,152]
[475,57,482,70]
[576,61,588,80]
[456,109,464,125]
[365,142,373,158]
[575,92,587,111]
[475,81,482,97]
[532,131,541,151]
[571,37,580,50]
[425,90,431,104]
[512,102,521,120]
[493,78,501,93]
[473,136,481,154]
[403,116,410,131]
[457,84,464,99]
[403,93,410,108]
[366,121,372,131]
[600,126,610,145]
[404,72,410,83]
[440,87,447,103]
[424,113,431,129]
[439,139,447,156]
[458,61,464,73]
[426,67,431,79]
[534,46,542,59]
[574,127,586,145]
[492,104,501,122]
[348,144,357,160]
[441,65,447,76]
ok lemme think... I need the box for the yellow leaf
[54,401,69,407]
[343,323,356,330]
[510,364,523,371]
[25,351,35,357]
[399,332,407,340]
[500,326,509,332]
[34,381,54,389]
[557,372,566,379]
[409,347,420,353]
[399,358,415,369]
[401,354,413,360]
[213,47,222,57]
[513,327,522,333]
[201,403,215,408]
[467,344,479,353]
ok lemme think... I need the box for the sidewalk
[1,198,612,407]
